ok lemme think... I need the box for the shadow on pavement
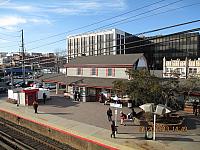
[37,112,72,115]
[115,136,139,139]
[156,136,198,142]
[38,96,80,108]
[183,114,200,130]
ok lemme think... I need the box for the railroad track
[0,117,77,150]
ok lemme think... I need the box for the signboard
[110,103,122,108]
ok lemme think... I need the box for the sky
[0,0,199,54]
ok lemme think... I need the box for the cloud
[0,16,27,26]
[0,0,10,5]
[28,18,51,24]
[0,15,51,30]
[0,0,127,15]
[0,38,9,43]
[45,0,126,14]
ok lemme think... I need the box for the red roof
[22,89,39,93]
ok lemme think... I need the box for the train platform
[0,95,200,150]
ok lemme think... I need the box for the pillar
[56,83,59,95]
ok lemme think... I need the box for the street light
[139,103,171,140]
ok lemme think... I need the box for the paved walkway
[0,94,200,150]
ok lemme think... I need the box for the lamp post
[139,103,171,141]
[113,95,119,127]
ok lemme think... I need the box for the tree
[113,79,128,97]
[179,77,200,102]
[113,69,162,106]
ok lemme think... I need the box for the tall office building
[67,29,140,62]
[148,31,200,69]
[67,28,200,70]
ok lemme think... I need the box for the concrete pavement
[0,94,200,150]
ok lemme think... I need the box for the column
[56,83,59,95]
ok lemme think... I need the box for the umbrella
[139,103,154,113]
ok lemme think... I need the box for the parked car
[45,83,56,90]
[15,81,26,88]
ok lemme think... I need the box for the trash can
[144,125,153,140]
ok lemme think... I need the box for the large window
[107,68,115,77]
[91,68,97,76]
[77,68,82,75]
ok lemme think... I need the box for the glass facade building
[125,30,200,70]
[67,28,200,70]
[148,31,199,69]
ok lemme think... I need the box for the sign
[110,103,122,108]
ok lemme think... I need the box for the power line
[25,0,168,45]
[0,0,196,50]
[27,2,199,51]
[29,19,200,53]
[0,32,20,38]
[96,3,200,33]
[85,0,184,33]
[66,29,200,60]
[9,28,199,64]
[0,36,20,43]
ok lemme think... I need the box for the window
[189,68,197,74]
[77,68,82,75]
[91,68,97,76]
[107,68,115,77]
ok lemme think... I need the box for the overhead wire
[27,1,199,51]
[6,28,199,66]
[84,0,184,33]
[25,0,168,45]
[66,28,200,60]
[30,20,200,53]
[95,3,200,33]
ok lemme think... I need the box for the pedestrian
[43,93,47,104]
[193,100,198,116]
[33,100,38,113]
[74,91,78,101]
[111,121,117,138]
[107,108,112,121]
[120,111,127,126]
[78,92,81,101]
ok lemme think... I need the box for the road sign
[110,103,122,108]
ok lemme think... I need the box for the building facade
[163,57,200,78]
[65,54,147,102]
[40,54,147,102]
[67,28,200,70]
[148,31,200,70]
[67,28,141,63]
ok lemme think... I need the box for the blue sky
[0,0,199,53]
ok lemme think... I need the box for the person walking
[33,100,38,113]
[111,121,117,138]
[74,91,78,101]
[107,108,112,121]
[43,93,47,104]
[120,111,127,126]
[193,100,198,116]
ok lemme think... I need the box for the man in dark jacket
[33,101,38,113]
[43,93,47,104]
[107,108,112,121]
[111,121,117,138]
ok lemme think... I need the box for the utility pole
[21,29,25,83]
[10,60,14,89]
